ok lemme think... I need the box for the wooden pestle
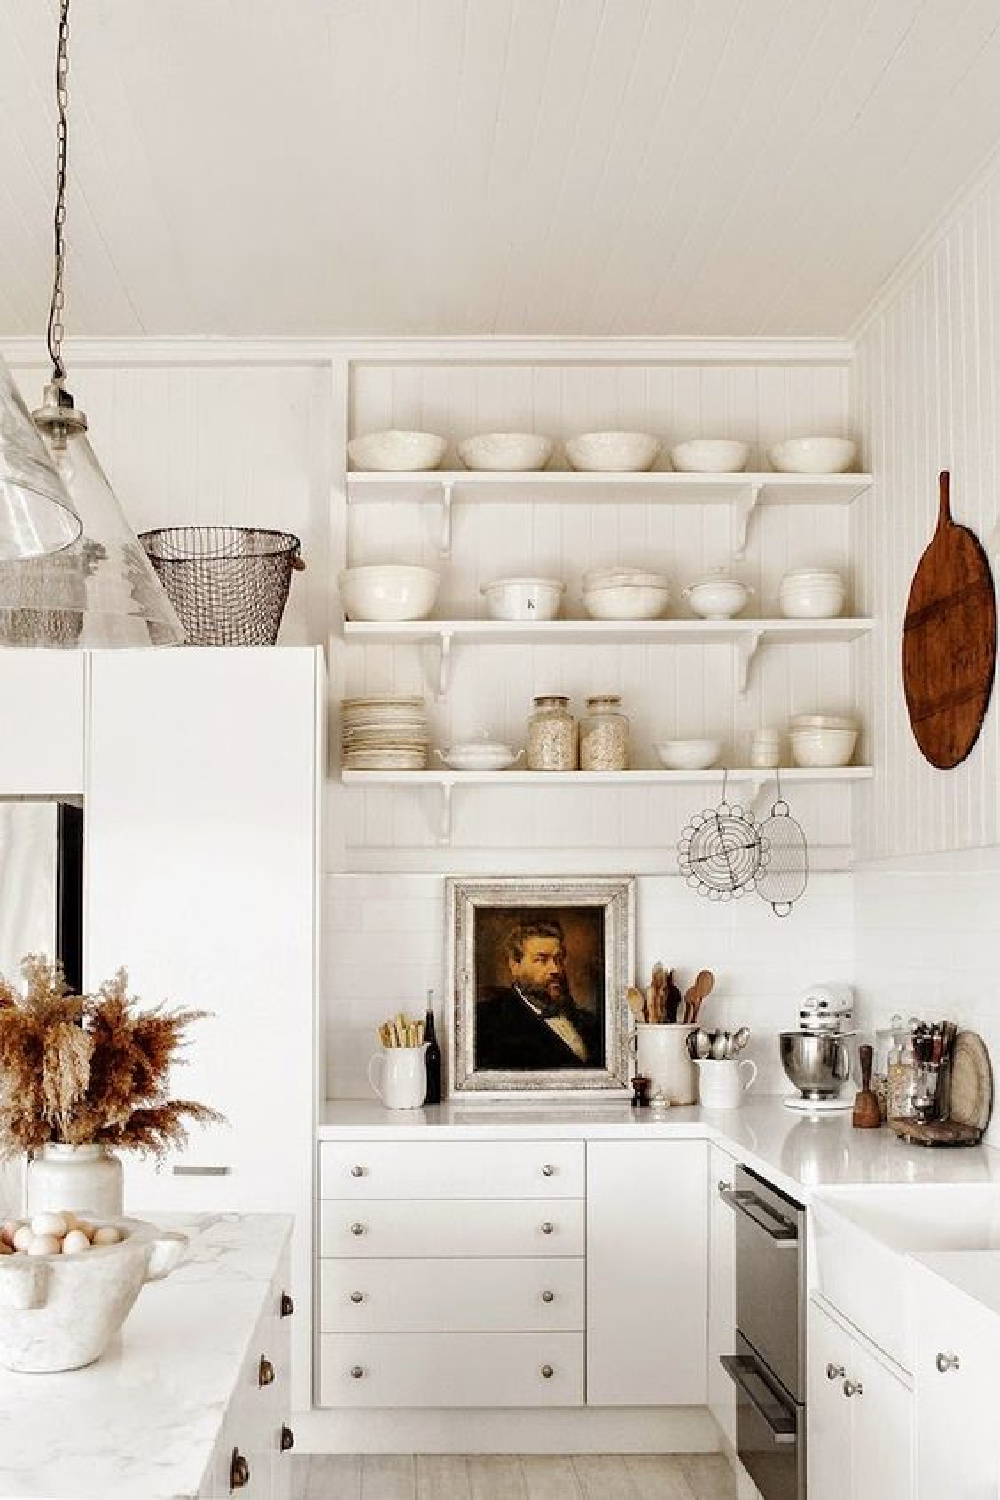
[852,1043,882,1129]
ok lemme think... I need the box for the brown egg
[0,1219,24,1248]
[92,1225,123,1247]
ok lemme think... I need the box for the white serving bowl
[778,569,846,619]
[790,727,857,767]
[583,584,670,620]
[656,739,721,771]
[566,431,661,472]
[457,433,553,472]
[669,439,749,473]
[582,566,668,591]
[347,430,447,472]
[0,1217,186,1373]
[339,565,440,621]
[682,571,753,620]
[481,576,565,621]
[436,743,523,771]
[768,437,857,474]
[790,712,856,731]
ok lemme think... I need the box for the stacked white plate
[341,696,429,770]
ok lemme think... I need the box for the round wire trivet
[677,774,763,901]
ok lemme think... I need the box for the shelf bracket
[436,629,454,698]
[736,630,763,695]
[439,481,454,557]
[733,482,763,561]
[437,781,454,845]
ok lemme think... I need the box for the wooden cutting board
[902,471,996,769]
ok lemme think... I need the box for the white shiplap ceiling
[2,0,1000,339]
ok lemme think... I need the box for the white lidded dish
[339,564,440,622]
[682,569,753,620]
[457,433,554,472]
[565,431,661,472]
[481,576,565,621]
[347,429,447,472]
[768,436,857,474]
[669,438,749,473]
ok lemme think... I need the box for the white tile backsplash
[323,871,854,1101]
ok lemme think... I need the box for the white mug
[368,1045,427,1110]
[696,1056,757,1109]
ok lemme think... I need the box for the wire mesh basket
[138,527,304,646]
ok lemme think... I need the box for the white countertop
[0,1212,291,1500]
[319,1096,1000,1203]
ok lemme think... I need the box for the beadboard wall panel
[850,162,1000,862]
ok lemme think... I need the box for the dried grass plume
[0,955,222,1159]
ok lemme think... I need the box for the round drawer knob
[258,1355,275,1387]
[350,1365,365,1380]
[541,1364,554,1379]
[826,1362,845,1381]
[541,1221,554,1235]
[541,1164,555,1177]
[350,1291,364,1305]
[280,1424,295,1452]
[936,1351,960,1374]
[280,1292,294,1318]
[350,1222,366,1236]
[230,1448,250,1490]
[541,1290,555,1304]
[842,1379,863,1398]
[351,1165,366,1178]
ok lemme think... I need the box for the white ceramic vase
[25,1143,124,1220]
[635,1023,698,1105]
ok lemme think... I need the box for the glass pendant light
[0,0,184,648]
[0,354,80,562]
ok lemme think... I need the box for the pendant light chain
[46,0,71,383]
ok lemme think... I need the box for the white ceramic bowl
[347,430,447,472]
[656,738,721,771]
[790,727,857,767]
[566,431,661,472]
[669,439,749,473]
[0,1217,186,1373]
[583,584,670,620]
[778,569,846,619]
[682,572,753,620]
[481,576,565,621]
[768,437,857,474]
[436,743,523,771]
[457,433,553,472]
[790,712,856,731]
[582,566,668,590]
[339,565,440,622]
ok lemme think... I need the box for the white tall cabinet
[83,646,324,1409]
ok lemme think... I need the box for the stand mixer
[780,983,856,1111]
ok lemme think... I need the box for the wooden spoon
[626,986,646,1022]
[688,969,715,1023]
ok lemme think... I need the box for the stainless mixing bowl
[780,1031,852,1099]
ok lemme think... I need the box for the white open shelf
[342,617,875,694]
[341,765,873,843]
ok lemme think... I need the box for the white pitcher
[368,1045,427,1110]
[635,1023,697,1105]
[696,1057,757,1109]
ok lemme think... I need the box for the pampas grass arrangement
[0,954,222,1159]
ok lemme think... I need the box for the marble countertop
[0,1212,291,1500]
[319,1096,1000,1203]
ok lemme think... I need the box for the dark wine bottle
[424,989,442,1105]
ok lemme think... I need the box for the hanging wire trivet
[755,770,809,917]
[677,771,763,901]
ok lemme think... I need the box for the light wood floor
[295,1454,737,1500]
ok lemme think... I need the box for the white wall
[850,155,1000,1121]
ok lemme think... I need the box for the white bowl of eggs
[0,1210,187,1371]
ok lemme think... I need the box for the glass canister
[526,694,578,770]
[580,694,630,770]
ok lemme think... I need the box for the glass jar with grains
[526,694,577,771]
[580,694,630,771]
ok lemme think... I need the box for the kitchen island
[0,1213,293,1500]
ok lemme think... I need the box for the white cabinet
[808,1296,912,1500]
[708,1144,737,1450]
[911,1260,1000,1500]
[0,650,84,794]
[586,1140,707,1407]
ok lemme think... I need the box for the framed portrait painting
[447,875,635,1097]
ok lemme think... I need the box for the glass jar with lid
[580,694,630,771]
[526,695,577,771]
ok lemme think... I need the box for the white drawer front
[320,1199,585,1259]
[319,1140,584,1200]
[319,1331,584,1408]
[321,1257,585,1333]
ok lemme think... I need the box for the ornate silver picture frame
[446,875,635,1097]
